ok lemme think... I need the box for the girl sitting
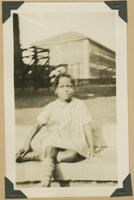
[16,73,95,187]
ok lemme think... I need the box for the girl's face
[56,77,74,102]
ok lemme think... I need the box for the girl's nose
[64,87,69,92]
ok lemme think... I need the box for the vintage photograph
[15,11,117,188]
[2,1,129,198]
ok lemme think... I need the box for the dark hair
[54,73,75,88]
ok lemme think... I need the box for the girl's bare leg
[41,145,58,187]
[56,149,78,163]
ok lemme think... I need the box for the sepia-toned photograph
[15,11,117,188]
[2,2,129,198]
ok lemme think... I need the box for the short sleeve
[36,103,52,125]
[79,101,93,125]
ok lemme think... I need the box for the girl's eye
[58,84,73,88]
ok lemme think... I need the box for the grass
[15,84,116,109]
[15,84,116,126]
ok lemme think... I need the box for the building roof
[32,31,115,54]
[32,32,88,46]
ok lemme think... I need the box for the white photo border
[3,2,129,198]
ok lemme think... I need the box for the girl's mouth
[65,98,72,103]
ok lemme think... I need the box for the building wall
[89,40,116,78]
[37,38,116,79]
[42,39,89,79]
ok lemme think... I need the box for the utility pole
[13,13,23,89]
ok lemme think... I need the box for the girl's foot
[41,177,51,187]
[16,151,41,163]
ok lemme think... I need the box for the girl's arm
[17,122,45,157]
[24,122,44,146]
[84,123,95,157]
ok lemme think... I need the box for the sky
[19,12,116,51]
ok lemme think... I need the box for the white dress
[31,97,93,158]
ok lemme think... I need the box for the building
[31,32,116,80]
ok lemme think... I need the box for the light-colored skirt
[31,127,90,158]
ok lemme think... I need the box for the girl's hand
[88,151,95,159]
[20,142,31,156]
[90,152,95,158]
[16,143,31,161]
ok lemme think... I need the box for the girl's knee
[44,145,58,159]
